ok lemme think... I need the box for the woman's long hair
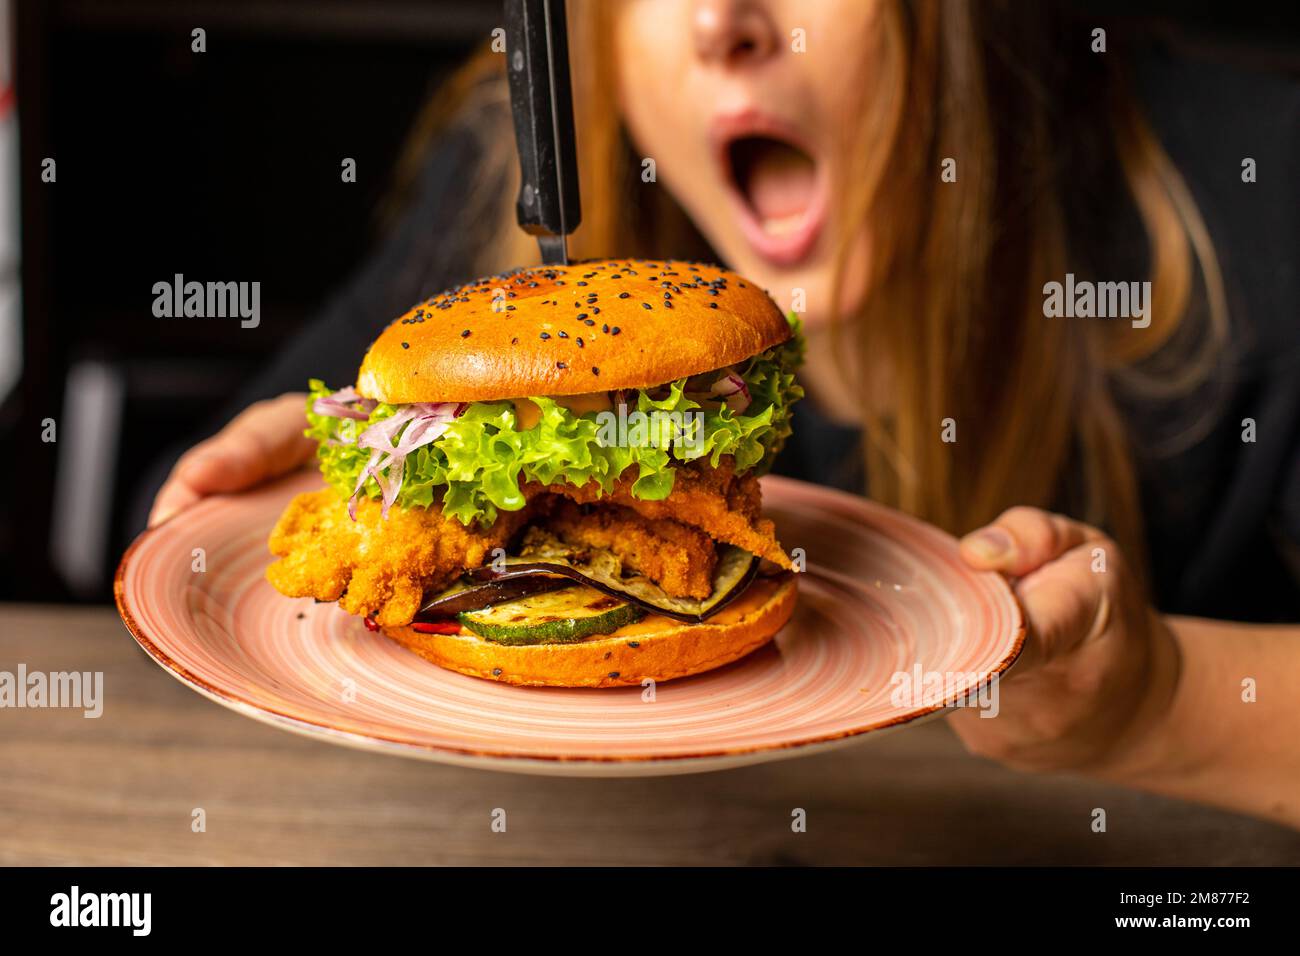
[386,0,1227,577]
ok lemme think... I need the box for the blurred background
[1,0,1297,606]
[1,0,496,601]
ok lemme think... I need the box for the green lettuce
[308,315,805,526]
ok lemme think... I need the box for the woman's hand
[148,393,315,527]
[946,507,1180,775]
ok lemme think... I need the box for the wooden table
[2,604,1297,866]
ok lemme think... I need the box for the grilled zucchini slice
[457,585,645,645]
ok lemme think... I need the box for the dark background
[3,0,495,601]
[2,1,1298,607]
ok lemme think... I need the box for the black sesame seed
[577,337,584,347]
[558,330,568,338]
[628,641,640,648]
[577,313,588,320]
[608,671,620,678]
[540,332,551,339]
[577,281,588,286]
[709,302,718,309]
[592,307,600,315]
[492,668,502,676]
[611,326,621,335]
[557,361,568,369]
[618,292,630,299]
[461,329,471,337]
[602,324,609,333]
[401,341,410,349]
[642,302,652,310]
[592,366,600,376]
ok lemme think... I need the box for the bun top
[355,259,791,403]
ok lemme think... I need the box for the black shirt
[1122,41,1300,620]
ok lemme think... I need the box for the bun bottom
[382,576,797,688]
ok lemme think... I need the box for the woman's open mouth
[714,112,826,267]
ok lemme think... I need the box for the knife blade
[504,0,582,266]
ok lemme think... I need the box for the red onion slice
[708,373,753,414]
[683,369,751,415]
[347,402,464,519]
[312,386,377,420]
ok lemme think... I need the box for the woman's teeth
[761,212,806,237]
[721,130,824,265]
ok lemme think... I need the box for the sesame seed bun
[355,259,791,404]
[381,575,797,688]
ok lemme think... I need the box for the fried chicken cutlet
[267,456,786,627]
[543,500,718,599]
[527,457,791,569]
[267,488,529,627]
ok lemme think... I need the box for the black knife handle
[504,0,582,243]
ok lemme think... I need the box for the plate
[115,471,1024,776]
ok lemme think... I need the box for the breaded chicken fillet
[528,458,791,569]
[267,488,529,627]
[543,499,718,599]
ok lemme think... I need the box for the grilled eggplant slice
[417,574,569,619]
[468,529,758,624]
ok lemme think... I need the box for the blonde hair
[392,0,1226,578]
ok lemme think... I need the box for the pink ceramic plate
[116,472,1024,776]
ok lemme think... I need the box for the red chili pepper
[362,617,380,632]
[410,620,461,635]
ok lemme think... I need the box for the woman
[148,2,1300,826]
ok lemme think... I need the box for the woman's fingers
[959,506,1117,671]
[958,506,1101,577]
[178,394,315,491]
[1009,543,1114,670]
[148,393,313,527]
[146,476,206,529]
[950,505,1167,773]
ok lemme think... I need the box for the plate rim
[114,472,1027,771]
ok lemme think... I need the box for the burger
[266,258,804,687]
